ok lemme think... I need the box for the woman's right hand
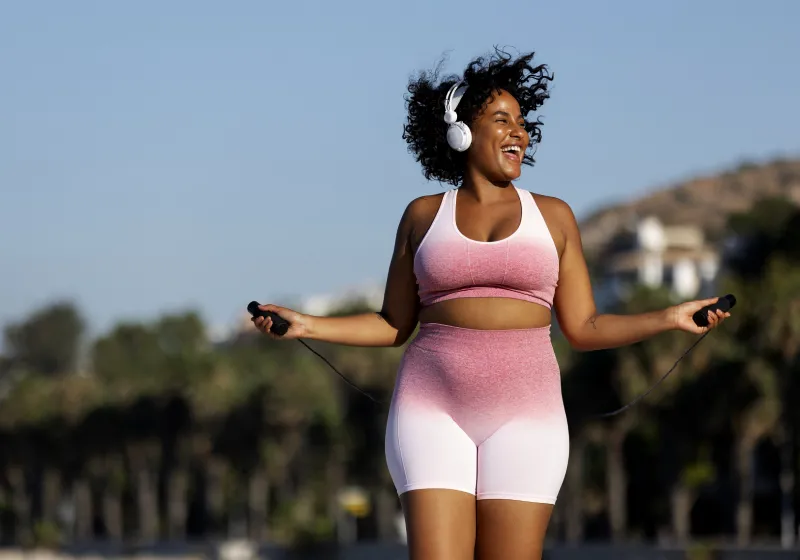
[251,303,310,340]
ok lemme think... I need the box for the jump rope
[247,294,736,419]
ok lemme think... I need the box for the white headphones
[444,80,471,152]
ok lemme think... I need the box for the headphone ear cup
[447,122,472,152]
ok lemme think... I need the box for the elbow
[561,314,605,352]
[562,330,595,352]
[389,322,417,348]
[567,338,591,352]
[390,328,414,347]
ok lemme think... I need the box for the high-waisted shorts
[385,323,570,504]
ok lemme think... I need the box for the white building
[596,216,720,306]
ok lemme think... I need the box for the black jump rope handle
[248,301,291,336]
[692,294,736,327]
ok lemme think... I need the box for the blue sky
[2,0,799,340]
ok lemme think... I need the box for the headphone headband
[443,80,472,151]
[444,80,468,124]
[445,80,468,111]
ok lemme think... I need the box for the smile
[501,145,522,162]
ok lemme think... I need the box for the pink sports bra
[413,186,560,309]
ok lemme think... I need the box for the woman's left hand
[669,297,732,335]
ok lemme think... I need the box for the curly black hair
[402,47,554,187]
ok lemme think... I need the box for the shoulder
[400,192,446,228]
[404,192,446,220]
[529,192,575,220]
[527,191,579,229]
[523,190,581,255]
[398,191,447,248]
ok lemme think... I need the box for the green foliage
[726,196,800,280]
[31,521,62,549]
[681,453,716,489]
[685,543,719,560]
[3,300,85,376]
[92,311,215,394]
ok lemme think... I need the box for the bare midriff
[418,297,552,331]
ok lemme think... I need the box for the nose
[510,123,527,142]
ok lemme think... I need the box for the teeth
[501,146,521,153]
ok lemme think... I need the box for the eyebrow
[493,110,524,120]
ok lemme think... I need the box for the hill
[578,157,800,255]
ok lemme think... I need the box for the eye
[496,118,508,124]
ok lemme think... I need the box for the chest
[454,197,522,243]
[411,193,565,258]
[413,234,560,292]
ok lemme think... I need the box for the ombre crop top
[413,186,560,309]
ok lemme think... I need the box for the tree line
[1,197,799,550]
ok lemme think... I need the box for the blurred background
[2,1,800,559]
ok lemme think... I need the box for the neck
[460,169,514,203]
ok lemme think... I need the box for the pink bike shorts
[385,322,570,504]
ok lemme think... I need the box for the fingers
[252,303,280,334]
[251,315,280,339]
[250,303,294,339]
[705,308,731,329]
[251,315,273,333]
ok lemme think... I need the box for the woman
[252,49,730,559]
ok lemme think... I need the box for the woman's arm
[550,199,728,352]
[253,201,421,347]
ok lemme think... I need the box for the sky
[2,0,799,341]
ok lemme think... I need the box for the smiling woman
[251,47,731,560]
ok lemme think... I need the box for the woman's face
[465,89,529,183]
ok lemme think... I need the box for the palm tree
[602,285,692,541]
[656,357,729,544]
[722,199,800,546]
[721,258,800,546]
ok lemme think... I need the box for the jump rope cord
[297,330,713,416]
[298,339,383,404]
[590,330,710,418]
